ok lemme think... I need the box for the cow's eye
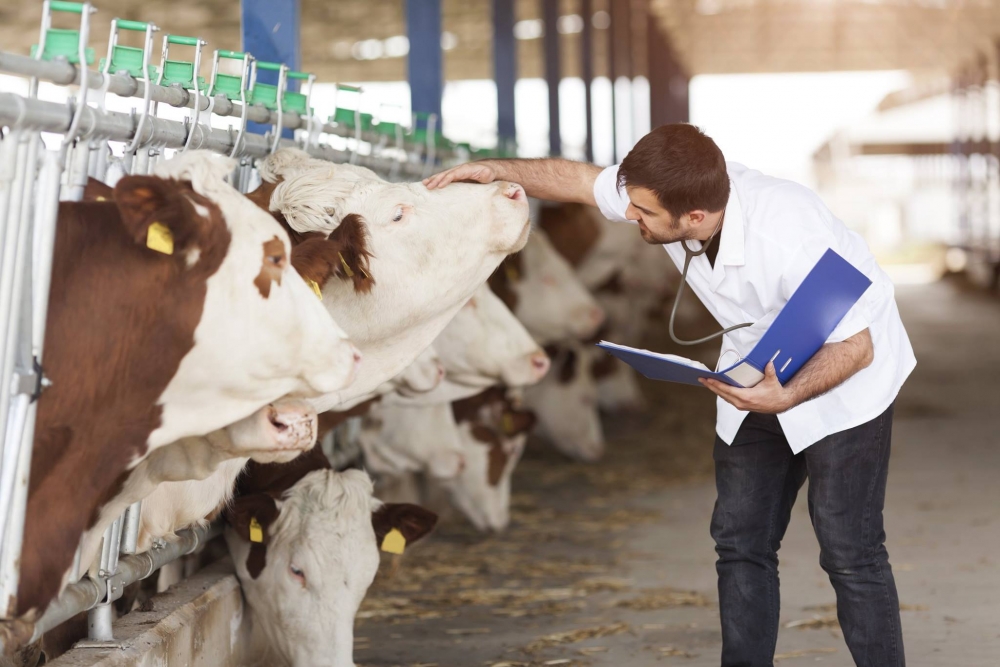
[268,254,285,267]
[289,564,306,586]
[391,206,405,223]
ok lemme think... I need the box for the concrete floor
[357,279,1000,667]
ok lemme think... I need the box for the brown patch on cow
[591,352,619,380]
[487,253,523,310]
[371,504,438,548]
[254,236,287,298]
[328,214,375,293]
[468,424,509,488]
[19,178,231,616]
[451,386,508,425]
[544,345,579,384]
[538,203,602,267]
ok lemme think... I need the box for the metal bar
[581,0,595,163]
[406,0,443,129]
[0,92,432,179]
[493,0,517,152]
[25,522,222,645]
[120,502,142,556]
[542,0,561,157]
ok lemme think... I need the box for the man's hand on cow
[423,161,498,190]
[700,362,795,414]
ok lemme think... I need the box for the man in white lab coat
[426,123,914,667]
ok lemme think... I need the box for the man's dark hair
[617,124,730,218]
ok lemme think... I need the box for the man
[425,123,915,667]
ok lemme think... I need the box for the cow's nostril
[530,353,550,374]
[503,183,525,201]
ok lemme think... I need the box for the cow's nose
[529,351,551,378]
[500,182,525,202]
[436,363,446,381]
[351,346,363,365]
[589,306,605,325]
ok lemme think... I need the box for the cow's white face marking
[510,231,605,345]
[431,284,548,389]
[358,402,465,480]
[523,341,605,462]
[445,425,525,532]
[148,152,357,448]
[226,469,380,667]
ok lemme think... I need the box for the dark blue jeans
[711,404,904,667]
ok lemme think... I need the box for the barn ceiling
[0,0,997,87]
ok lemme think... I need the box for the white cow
[523,341,605,461]
[226,468,436,667]
[252,148,532,411]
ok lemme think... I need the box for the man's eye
[392,207,404,222]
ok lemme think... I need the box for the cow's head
[140,152,359,446]
[447,388,534,531]
[523,342,605,461]
[433,284,549,389]
[488,231,604,345]
[226,469,436,667]
[250,149,531,403]
[358,402,466,480]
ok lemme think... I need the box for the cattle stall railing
[0,0,497,651]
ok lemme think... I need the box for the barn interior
[0,1,998,666]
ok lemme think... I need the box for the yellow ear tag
[307,279,323,300]
[146,222,174,255]
[380,528,406,555]
[249,517,263,544]
[504,263,520,282]
[502,412,515,435]
[338,252,355,278]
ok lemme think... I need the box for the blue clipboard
[597,249,873,388]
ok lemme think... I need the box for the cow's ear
[113,176,206,255]
[371,503,437,551]
[289,237,342,291]
[83,177,114,202]
[326,214,375,293]
[223,494,281,579]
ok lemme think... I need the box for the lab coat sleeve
[779,228,872,345]
[592,164,633,223]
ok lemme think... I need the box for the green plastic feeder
[332,106,359,127]
[210,50,250,101]
[375,121,398,138]
[31,28,95,64]
[248,61,283,110]
[159,35,205,90]
[99,46,157,78]
[281,70,311,115]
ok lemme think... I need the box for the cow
[523,341,606,462]
[356,402,466,481]
[245,148,532,411]
[18,151,358,617]
[488,230,604,345]
[442,387,536,532]
[225,451,437,667]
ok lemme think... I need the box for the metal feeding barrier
[0,0,516,651]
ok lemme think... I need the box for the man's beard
[637,216,687,245]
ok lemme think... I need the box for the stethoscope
[668,209,754,346]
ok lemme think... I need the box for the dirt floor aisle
[356,279,1000,667]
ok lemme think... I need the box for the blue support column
[241,0,300,138]
[543,0,561,156]
[493,0,517,154]
[407,0,443,130]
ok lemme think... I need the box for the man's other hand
[423,161,499,190]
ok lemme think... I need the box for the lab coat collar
[710,182,745,291]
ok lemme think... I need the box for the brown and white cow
[246,148,532,411]
[357,401,466,481]
[442,387,536,532]
[225,450,436,667]
[18,152,357,616]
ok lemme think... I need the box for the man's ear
[371,503,437,549]
[686,209,707,228]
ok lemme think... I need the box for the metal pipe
[25,522,222,645]
[120,502,142,556]
[0,93,431,179]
